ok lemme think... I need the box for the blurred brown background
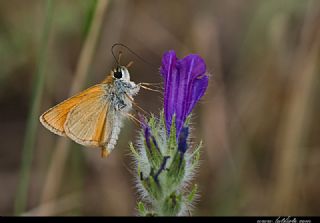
[0,0,320,216]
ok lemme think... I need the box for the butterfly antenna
[126,61,134,68]
[111,43,157,69]
[118,51,122,65]
[111,45,120,66]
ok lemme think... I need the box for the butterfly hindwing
[63,93,113,148]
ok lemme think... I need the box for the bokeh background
[1,0,320,216]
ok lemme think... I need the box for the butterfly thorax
[104,76,139,113]
[100,69,140,154]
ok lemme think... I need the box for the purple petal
[160,50,178,132]
[187,74,208,115]
[160,50,208,138]
[178,54,207,129]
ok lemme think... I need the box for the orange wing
[39,84,105,136]
[63,94,112,148]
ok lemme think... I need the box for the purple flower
[160,50,208,138]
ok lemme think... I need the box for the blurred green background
[0,0,320,216]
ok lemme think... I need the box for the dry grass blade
[14,0,54,215]
[271,2,320,214]
[39,0,110,215]
[22,193,80,216]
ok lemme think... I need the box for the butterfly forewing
[40,84,106,137]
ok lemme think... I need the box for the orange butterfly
[40,65,140,158]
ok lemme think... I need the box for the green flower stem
[14,0,54,215]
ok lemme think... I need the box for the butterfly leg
[101,146,110,158]
[124,92,149,115]
[138,83,162,93]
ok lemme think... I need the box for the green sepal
[190,141,202,169]
[159,110,166,132]
[129,142,139,161]
[143,133,163,171]
[185,114,192,126]
[142,115,163,170]
[161,192,182,216]
[167,115,177,156]
[187,184,198,203]
[142,175,162,200]
[137,201,146,216]
[166,151,185,191]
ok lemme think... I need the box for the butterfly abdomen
[102,113,123,155]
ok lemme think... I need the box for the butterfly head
[112,66,130,82]
[110,64,139,96]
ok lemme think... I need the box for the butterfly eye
[113,69,122,79]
